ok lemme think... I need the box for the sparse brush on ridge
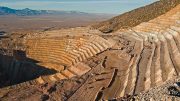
[91,0,180,33]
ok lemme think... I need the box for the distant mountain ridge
[0,6,88,16]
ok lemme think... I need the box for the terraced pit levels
[0,1,180,101]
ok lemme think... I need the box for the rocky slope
[91,0,180,33]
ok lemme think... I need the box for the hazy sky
[0,0,158,14]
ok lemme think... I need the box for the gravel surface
[133,77,180,101]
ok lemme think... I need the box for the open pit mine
[0,0,180,101]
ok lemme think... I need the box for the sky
[0,0,159,14]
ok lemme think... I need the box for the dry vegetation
[92,0,180,33]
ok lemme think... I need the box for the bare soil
[0,14,113,33]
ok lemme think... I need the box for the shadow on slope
[0,48,58,88]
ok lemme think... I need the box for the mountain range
[0,6,88,16]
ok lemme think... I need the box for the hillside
[91,0,180,33]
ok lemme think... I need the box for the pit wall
[0,50,57,86]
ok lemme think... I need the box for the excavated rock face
[0,2,180,101]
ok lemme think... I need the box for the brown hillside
[91,0,180,33]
